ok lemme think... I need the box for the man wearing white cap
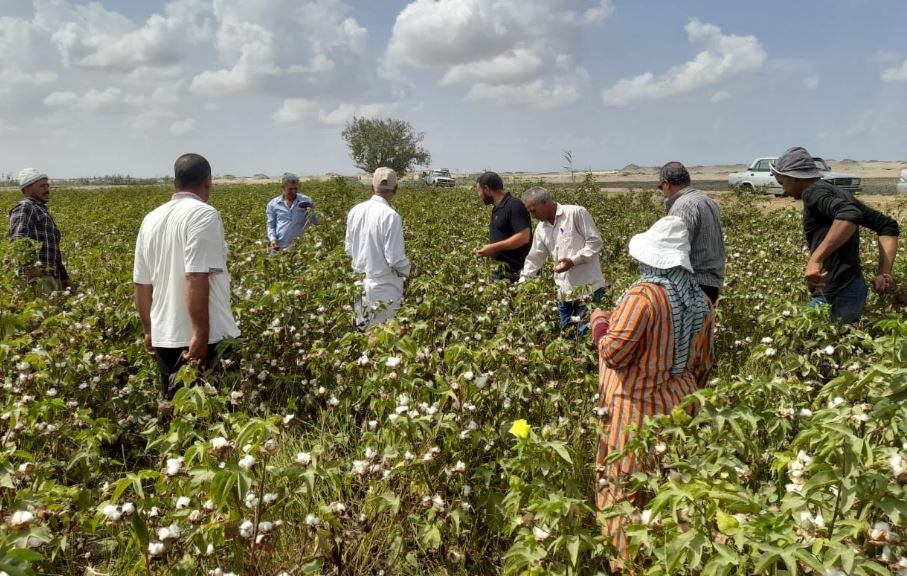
[588,215,714,567]
[345,167,412,329]
[772,146,899,322]
[8,168,71,290]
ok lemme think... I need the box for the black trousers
[154,343,230,400]
[700,285,720,305]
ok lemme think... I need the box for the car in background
[728,156,862,195]
[423,169,455,187]
[898,169,907,194]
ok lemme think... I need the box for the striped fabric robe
[593,282,715,562]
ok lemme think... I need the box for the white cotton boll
[164,457,183,476]
[211,437,230,450]
[640,509,653,526]
[305,513,320,527]
[148,541,165,556]
[295,452,312,466]
[175,497,191,510]
[764,347,777,357]
[532,524,550,541]
[799,408,813,418]
[238,455,256,470]
[244,492,259,509]
[385,357,401,368]
[822,345,835,355]
[364,447,378,460]
[890,453,906,477]
[121,502,134,515]
[100,505,121,520]
[158,523,180,541]
[263,493,277,506]
[761,337,773,344]
[258,520,274,533]
[9,510,34,528]
[239,520,254,538]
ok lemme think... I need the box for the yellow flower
[509,419,530,440]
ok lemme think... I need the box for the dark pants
[154,343,231,400]
[700,285,720,305]
[808,274,867,323]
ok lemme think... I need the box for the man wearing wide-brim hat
[7,168,71,291]
[771,146,899,322]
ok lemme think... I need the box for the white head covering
[372,167,398,192]
[628,215,693,272]
[18,168,47,190]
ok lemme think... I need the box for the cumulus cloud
[0,15,58,88]
[385,0,612,108]
[42,0,211,71]
[881,59,907,82]
[273,99,399,126]
[169,118,195,137]
[601,19,766,106]
[190,0,369,97]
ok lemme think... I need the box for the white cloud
[803,74,819,90]
[44,0,210,71]
[710,91,731,103]
[386,0,612,108]
[602,19,766,106]
[190,0,370,97]
[273,99,399,126]
[43,87,124,111]
[0,15,58,87]
[881,59,907,82]
[169,118,195,137]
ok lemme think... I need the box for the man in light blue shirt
[266,173,318,251]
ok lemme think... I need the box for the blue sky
[1,0,905,177]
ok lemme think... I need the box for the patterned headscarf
[617,264,711,376]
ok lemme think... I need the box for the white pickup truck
[728,157,862,195]
[422,169,456,187]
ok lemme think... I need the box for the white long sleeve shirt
[345,195,411,280]
[519,203,606,299]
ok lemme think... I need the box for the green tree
[341,116,431,176]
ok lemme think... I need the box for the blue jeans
[808,274,867,323]
[558,287,604,335]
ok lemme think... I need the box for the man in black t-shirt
[475,172,532,280]
[772,146,899,322]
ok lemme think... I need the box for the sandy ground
[211,160,906,187]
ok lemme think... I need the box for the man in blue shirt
[266,173,318,251]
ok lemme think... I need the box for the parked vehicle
[728,157,862,195]
[898,169,907,194]
[423,169,455,187]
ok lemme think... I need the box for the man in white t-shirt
[133,153,240,400]
[345,167,412,329]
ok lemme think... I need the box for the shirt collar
[665,186,695,210]
[172,191,205,202]
[370,194,390,207]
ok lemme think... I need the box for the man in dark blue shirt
[475,171,532,280]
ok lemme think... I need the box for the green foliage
[0,184,905,574]
[341,116,431,176]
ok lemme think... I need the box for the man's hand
[185,334,208,363]
[269,240,280,251]
[475,244,496,258]
[873,273,896,294]
[143,333,155,356]
[590,309,610,325]
[554,258,574,273]
[804,259,828,288]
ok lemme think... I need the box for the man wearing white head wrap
[7,168,71,290]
